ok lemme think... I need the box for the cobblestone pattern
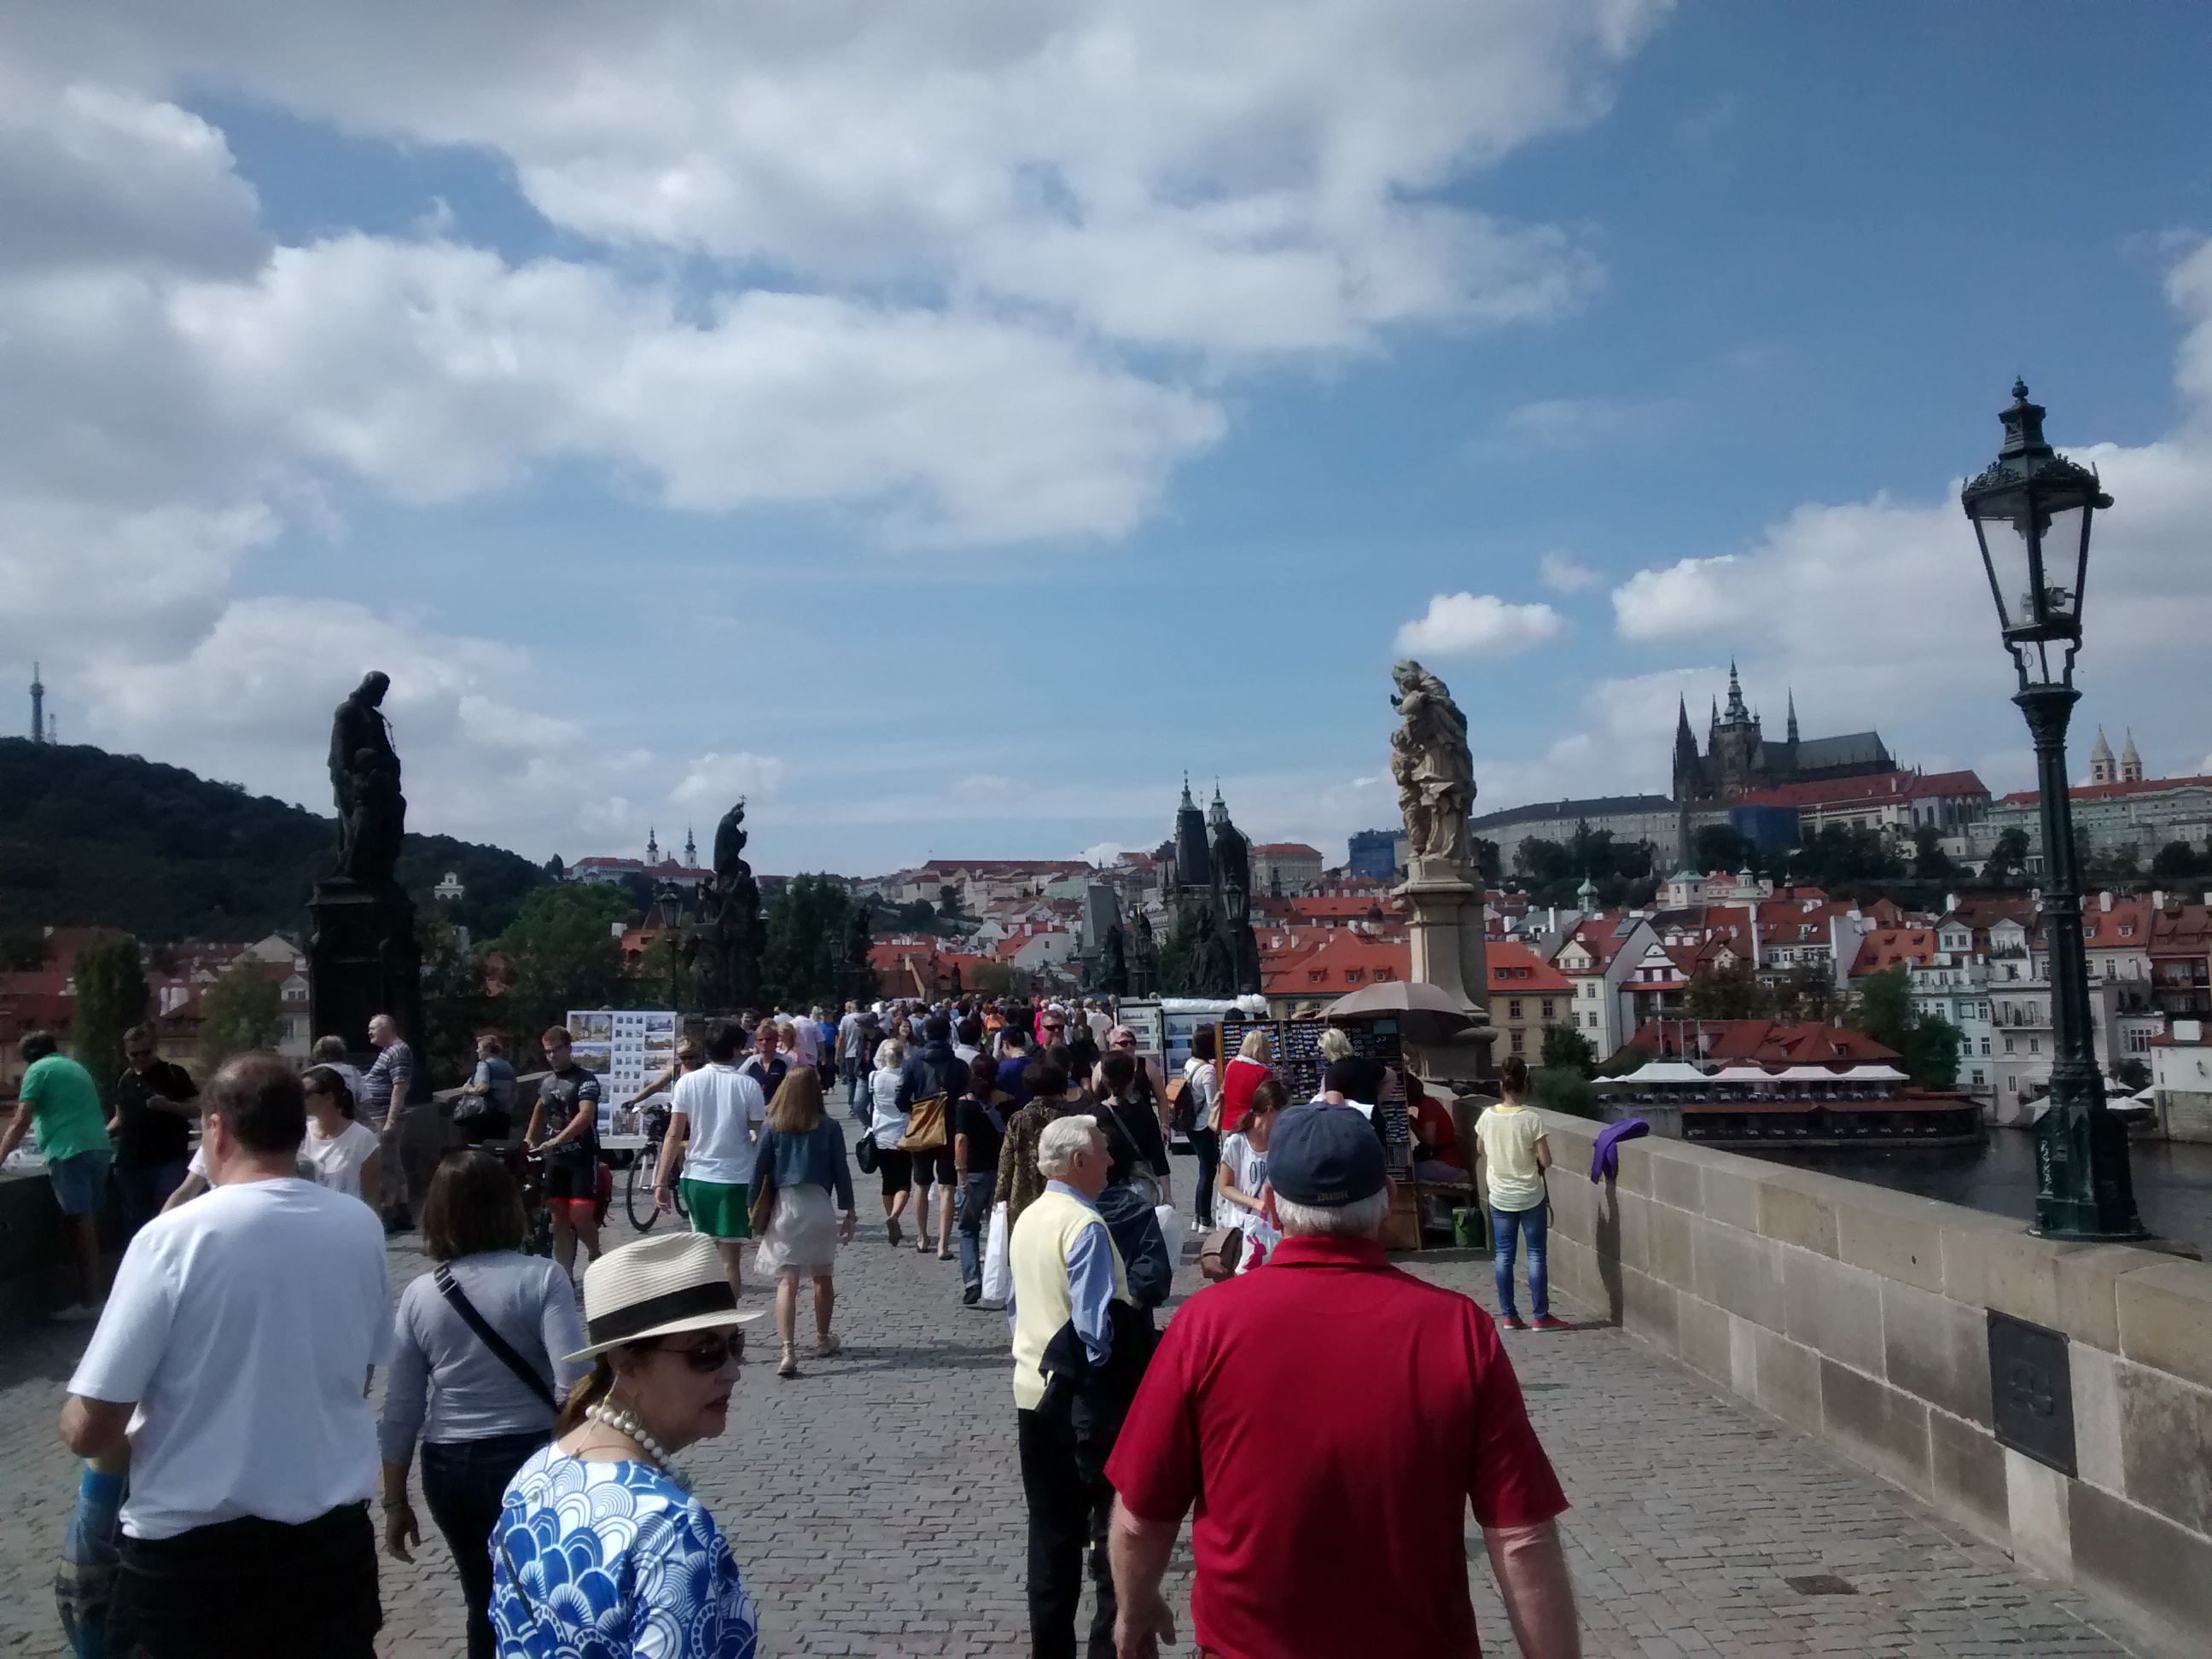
[0,1151,2162,1656]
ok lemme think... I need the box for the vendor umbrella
[1324,980,1479,1045]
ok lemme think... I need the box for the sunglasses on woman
[656,1334,744,1372]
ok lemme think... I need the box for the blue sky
[5,2,2210,876]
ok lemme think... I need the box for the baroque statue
[696,798,762,1013]
[1389,659,1476,872]
[329,672,404,886]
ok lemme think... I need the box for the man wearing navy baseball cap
[1104,1107,1580,1658]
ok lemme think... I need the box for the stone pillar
[1395,856,1496,1082]
[308,876,423,1059]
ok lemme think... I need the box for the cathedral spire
[1786,687,1799,746]
[1179,772,1194,810]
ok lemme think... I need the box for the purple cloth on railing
[1590,1118,1650,1183]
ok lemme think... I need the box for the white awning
[1708,1066,1778,1083]
[1614,1062,1711,1085]
[1837,1064,1910,1081]
[1774,1065,1846,1081]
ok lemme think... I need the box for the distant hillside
[0,738,550,942]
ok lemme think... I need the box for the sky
[5,2,2211,877]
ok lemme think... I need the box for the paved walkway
[0,1147,2158,1657]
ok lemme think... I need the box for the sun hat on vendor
[565,1231,763,1363]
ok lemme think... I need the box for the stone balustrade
[1533,1109,2212,1650]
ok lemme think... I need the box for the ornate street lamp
[1961,380,2144,1240]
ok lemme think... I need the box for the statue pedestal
[1395,859,1496,1084]
[309,877,422,1054]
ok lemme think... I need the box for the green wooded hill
[0,737,549,942]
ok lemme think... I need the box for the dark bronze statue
[695,798,762,1013]
[1103,923,1130,997]
[329,672,401,883]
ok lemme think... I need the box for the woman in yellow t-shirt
[1472,1057,1566,1330]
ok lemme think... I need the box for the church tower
[30,662,44,744]
[646,826,661,864]
[2089,727,2115,785]
[1672,696,1703,800]
[1785,688,1800,748]
[2120,730,2144,784]
[1173,776,1212,891]
[684,827,698,866]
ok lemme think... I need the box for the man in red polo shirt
[1104,1106,1580,1658]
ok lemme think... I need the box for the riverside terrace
[1,1102,2205,1654]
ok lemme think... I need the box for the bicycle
[624,1106,688,1232]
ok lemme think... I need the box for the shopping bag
[980,1202,1011,1303]
[1154,1203,1182,1253]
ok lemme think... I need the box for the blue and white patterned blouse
[489,1445,758,1659]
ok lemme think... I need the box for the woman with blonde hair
[750,1068,857,1378]
[1219,1027,1272,1146]
[867,1036,915,1244]
[489,1232,763,1654]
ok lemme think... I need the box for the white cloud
[669,752,786,812]
[1540,550,1601,593]
[1395,591,1564,658]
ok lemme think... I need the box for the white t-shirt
[783,1017,820,1068]
[870,1068,908,1149]
[301,1119,379,1199]
[671,1063,768,1186]
[1185,1057,1222,1130]
[1217,1131,1279,1266]
[68,1176,392,1540]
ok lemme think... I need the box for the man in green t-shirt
[1,1032,114,1320]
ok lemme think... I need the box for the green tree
[1912,824,1953,880]
[2110,1057,2151,1093]
[1693,824,1758,874]
[1154,908,1200,996]
[195,958,282,1071]
[492,882,634,1057]
[760,874,860,1008]
[73,937,148,1102]
[1682,959,1773,1021]
[1471,837,1502,888]
[1540,1022,1598,1076]
[1982,827,2030,886]
[2150,840,2203,880]
[1531,1066,1601,1118]
[416,906,498,1090]
[1771,963,1842,1024]
[1847,963,1960,1089]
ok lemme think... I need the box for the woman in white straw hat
[488,1231,764,1656]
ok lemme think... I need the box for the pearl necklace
[585,1400,689,1491]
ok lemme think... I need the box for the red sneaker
[1501,1314,1528,1330]
[1531,1315,1572,1331]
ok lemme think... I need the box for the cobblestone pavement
[0,1150,2161,1656]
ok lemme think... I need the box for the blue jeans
[956,1171,996,1292]
[420,1432,545,1659]
[1491,1201,1549,1319]
[115,1159,189,1237]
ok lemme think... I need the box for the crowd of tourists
[25,992,1581,1657]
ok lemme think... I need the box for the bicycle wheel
[626,1145,661,1232]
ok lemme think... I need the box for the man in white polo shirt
[61,1051,392,1657]
[655,1017,769,1301]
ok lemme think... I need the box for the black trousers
[108,1501,380,1659]
[1017,1408,1116,1659]
[421,1432,544,1659]
[1190,1126,1221,1225]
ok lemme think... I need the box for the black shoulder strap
[434,1265,557,1410]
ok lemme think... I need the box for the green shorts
[681,1177,751,1240]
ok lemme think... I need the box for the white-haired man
[1106,1105,1580,1659]
[1007,1114,1130,1659]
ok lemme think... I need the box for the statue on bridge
[696,798,763,1013]
[1390,658,1476,873]
[329,672,404,886]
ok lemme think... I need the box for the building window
[1508,999,1522,1020]
[1540,999,1555,1020]
[2029,1037,2039,1055]
[2009,1076,2019,1095]
[1971,1069,1985,1086]
[2005,1036,2016,1055]
[1343,969,1363,984]
[1510,1030,1525,1054]
[1980,1037,1990,1056]
[1308,970,1326,984]
[1374,968,1394,981]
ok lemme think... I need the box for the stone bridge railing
[1532,1109,2211,1651]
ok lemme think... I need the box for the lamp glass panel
[2036,502,2088,628]
[1972,496,2034,633]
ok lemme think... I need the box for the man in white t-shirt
[61,1051,393,1656]
[655,1018,768,1300]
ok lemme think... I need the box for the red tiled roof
[1252,842,1322,858]
[1487,940,1575,994]
[1735,770,1988,811]
[1999,772,2212,808]
[1622,1020,1901,1065]
[1849,927,1939,976]
[1259,932,1410,996]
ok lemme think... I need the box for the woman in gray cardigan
[378,1150,587,1659]
[750,1068,858,1377]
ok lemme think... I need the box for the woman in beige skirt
[748,1068,858,1377]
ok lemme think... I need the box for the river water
[1743,1127,2212,1258]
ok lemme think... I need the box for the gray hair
[1036,1114,1101,1180]
[1317,1027,1353,1062]
[1274,1187,1391,1239]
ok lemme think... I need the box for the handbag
[980,1201,1012,1302]
[1196,1225,1244,1283]
[1165,1074,1196,1137]
[748,1147,778,1237]
[898,1091,949,1152]
[433,1266,557,1410]
[855,1132,878,1175]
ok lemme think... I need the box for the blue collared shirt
[1006,1180,1117,1367]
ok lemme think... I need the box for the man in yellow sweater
[1007,1114,1127,1659]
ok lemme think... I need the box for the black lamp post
[1961,380,2145,1241]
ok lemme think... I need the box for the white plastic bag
[1155,1203,1182,1254]
[981,1201,1011,1303]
